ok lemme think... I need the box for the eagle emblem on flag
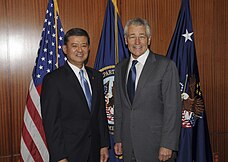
[181,75,204,128]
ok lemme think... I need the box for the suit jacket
[114,51,181,162]
[41,62,109,162]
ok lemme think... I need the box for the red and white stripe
[20,80,49,162]
[181,110,192,128]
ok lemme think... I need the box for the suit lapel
[64,63,91,113]
[134,52,157,103]
[120,58,132,105]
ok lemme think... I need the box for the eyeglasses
[127,35,147,41]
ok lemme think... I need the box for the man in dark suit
[41,28,109,162]
[114,18,182,162]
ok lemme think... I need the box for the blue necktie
[79,70,92,111]
[127,60,138,103]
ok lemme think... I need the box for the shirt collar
[67,60,85,75]
[129,49,149,66]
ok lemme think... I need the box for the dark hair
[64,28,90,46]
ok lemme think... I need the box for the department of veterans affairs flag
[166,0,213,161]
[94,0,129,161]
[20,0,66,161]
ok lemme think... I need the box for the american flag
[20,0,66,161]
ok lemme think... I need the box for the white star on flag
[36,74,41,78]
[182,29,193,42]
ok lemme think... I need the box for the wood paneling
[120,0,180,55]
[0,0,227,161]
[0,0,11,160]
[58,0,107,66]
[6,0,41,157]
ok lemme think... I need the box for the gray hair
[124,18,151,38]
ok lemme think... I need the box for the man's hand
[100,147,109,162]
[158,147,172,161]
[114,143,123,155]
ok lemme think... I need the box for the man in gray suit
[114,18,182,162]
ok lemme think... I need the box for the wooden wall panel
[225,0,228,151]
[0,0,11,161]
[191,0,217,154]
[192,0,215,133]
[6,0,46,159]
[120,0,180,55]
[58,0,107,66]
[0,0,227,161]
[211,0,228,161]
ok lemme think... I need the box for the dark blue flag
[166,0,213,162]
[94,0,129,161]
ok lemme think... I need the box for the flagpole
[112,0,119,64]
[54,0,59,68]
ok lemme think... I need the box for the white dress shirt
[67,61,92,94]
[127,49,150,90]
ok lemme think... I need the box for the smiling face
[125,25,151,59]
[63,35,89,68]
